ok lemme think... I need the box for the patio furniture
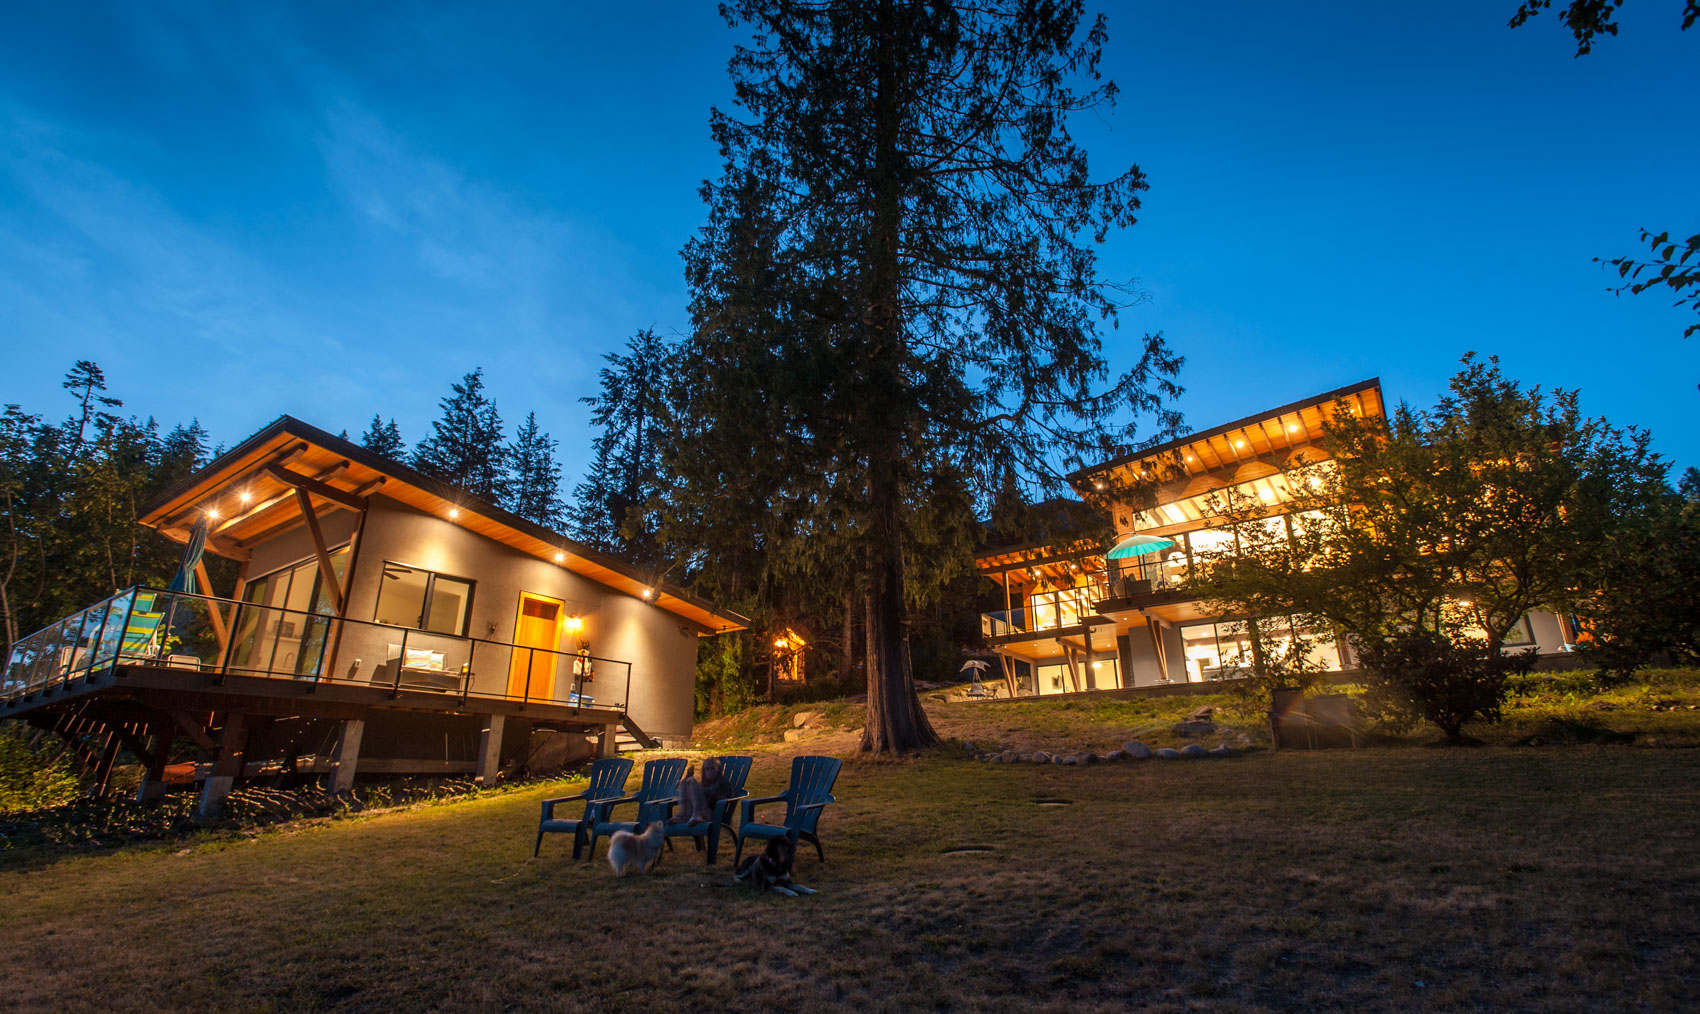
[534,757,634,859]
[586,757,688,861]
[732,754,842,868]
[661,755,752,865]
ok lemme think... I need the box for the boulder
[1104,750,1127,762]
[1082,752,1101,765]
[1032,751,1051,764]
[1207,746,1238,758]
[783,729,808,743]
[1001,750,1020,763]
[1017,753,1033,763]
[1154,747,1182,760]
[1172,721,1217,738]
[792,711,825,728]
[1180,743,1208,758]
[1122,741,1153,760]
[1060,755,1079,765]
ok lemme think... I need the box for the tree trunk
[840,590,856,682]
[859,484,939,754]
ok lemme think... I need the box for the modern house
[0,417,747,813]
[977,379,1579,697]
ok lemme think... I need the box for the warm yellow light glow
[1093,482,1105,490]
[448,507,460,520]
[774,638,788,649]
[1258,487,1275,503]
[1287,424,1301,433]
[641,588,654,600]
[1234,439,1246,449]
[554,552,565,563]
[207,507,220,520]
[565,615,583,632]
[239,490,252,504]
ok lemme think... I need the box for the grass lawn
[2,722,1696,1011]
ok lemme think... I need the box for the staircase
[616,714,657,753]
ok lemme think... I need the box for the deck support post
[198,712,249,817]
[475,714,505,785]
[329,718,365,793]
[597,723,619,759]
[136,723,174,802]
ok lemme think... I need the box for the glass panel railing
[2,586,640,715]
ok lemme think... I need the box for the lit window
[374,562,473,636]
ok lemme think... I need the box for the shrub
[0,726,83,813]
[1356,629,1537,742]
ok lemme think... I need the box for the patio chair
[732,754,842,868]
[586,757,688,861]
[660,755,753,865]
[533,757,634,859]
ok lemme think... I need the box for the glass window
[374,563,474,636]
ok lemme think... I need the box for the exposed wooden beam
[160,441,310,530]
[267,463,365,512]
[294,488,347,615]
[193,560,230,654]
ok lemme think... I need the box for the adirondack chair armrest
[538,789,589,818]
[793,800,831,814]
[739,793,788,825]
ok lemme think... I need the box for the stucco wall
[246,495,703,740]
[245,509,359,581]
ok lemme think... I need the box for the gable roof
[137,416,748,634]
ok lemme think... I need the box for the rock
[1082,752,1100,765]
[1154,747,1182,760]
[1207,746,1238,758]
[1060,754,1078,765]
[783,729,807,742]
[1180,744,1208,758]
[1122,741,1153,760]
[1001,750,1020,763]
[1104,750,1127,762]
[961,741,977,753]
[1051,755,1063,764]
[1032,751,1050,764]
[792,710,824,728]
[1235,735,1253,748]
[1017,753,1033,763]
[1172,721,1217,738]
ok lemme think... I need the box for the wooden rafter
[294,487,347,615]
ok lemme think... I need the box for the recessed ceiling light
[554,552,564,563]
[448,507,459,520]
[207,508,220,520]
[239,491,252,504]
[1234,440,1246,449]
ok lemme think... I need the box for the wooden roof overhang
[137,417,749,635]
[1068,379,1385,496]
[975,539,1107,590]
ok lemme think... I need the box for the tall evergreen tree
[570,329,672,567]
[60,360,121,460]
[505,412,564,528]
[411,368,509,502]
[360,415,406,459]
[674,1,1182,752]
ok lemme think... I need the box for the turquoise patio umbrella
[1106,533,1176,560]
[166,516,209,594]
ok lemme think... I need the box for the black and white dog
[734,832,816,897]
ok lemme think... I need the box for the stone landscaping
[964,705,1256,764]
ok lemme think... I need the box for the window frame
[373,560,477,637]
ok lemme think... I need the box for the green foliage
[360,415,406,458]
[1509,0,1697,57]
[503,411,564,528]
[569,329,671,569]
[1600,229,1700,340]
[694,632,761,719]
[410,368,509,502]
[0,727,82,813]
[1356,629,1538,742]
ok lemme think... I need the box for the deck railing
[1,586,633,714]
[982,557,1194,639]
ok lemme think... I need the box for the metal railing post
[81,597,114,682]
[623,661,632,715]
[392,629,409,698]
[521,648,535,708]
[460,641,475,704]
[215,599,242,682]
[111,592,137,679]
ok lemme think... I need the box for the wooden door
[507,593,563,701]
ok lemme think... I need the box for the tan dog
[607,820,666,877]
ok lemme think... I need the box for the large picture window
[374,562,474,636]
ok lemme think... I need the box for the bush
[0,726,83,814]
[1356,629,1537,742]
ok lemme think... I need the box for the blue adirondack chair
[534,757,634,859]
[586,757,688,861]
[733,755,842,868]
[661,755,752,865]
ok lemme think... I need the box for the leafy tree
[0,406,43,650]
[1188,355,1666,740]
[1355,628,1537,743]
[505,412,565,528]
[570,329,672,567]
[360,415,406,459]
[411,368,509,502]
[676,0,1182,753]
[1574,466,1700,675]
[1509,0,1697,56]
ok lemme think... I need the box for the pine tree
[157,419,210,488]
[570,330,672,566]
[411,369,508,502]
[505,412,564,528]
[60,361,122,461]
[674,1,1183,752]
[360,415,406,459]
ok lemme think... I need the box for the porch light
[642,588,654,600]
[775,638,788,649]
[448,507,460,520]
[566,615,583,632]
[554,552,565,563]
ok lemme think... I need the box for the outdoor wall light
[566,615,583,633]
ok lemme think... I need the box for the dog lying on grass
[607,821,665,877]
[734,834,815,897]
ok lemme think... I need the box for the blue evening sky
[2,2,1697,481]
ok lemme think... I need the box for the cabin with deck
[0,417,746,813]
[977,379,1580,696]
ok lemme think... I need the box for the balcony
[981,552,1197,641]
[1,587,634,715]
